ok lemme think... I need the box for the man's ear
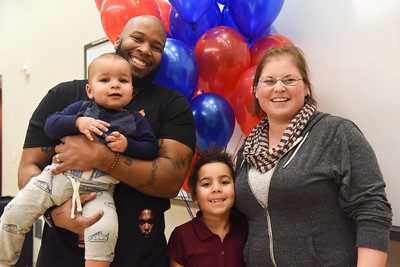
[114,35,122,49]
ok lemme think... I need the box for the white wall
[0,0,105,194]
[269,0,400,226]
[0,0,106,261]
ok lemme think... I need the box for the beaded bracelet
[105,152,120,175]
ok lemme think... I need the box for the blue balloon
[227,0,284,42]
[222,5,270,45]
[190,93,235,149]
[221,5,240,33]
[170,3,221,50]
[154,38,199,101]
[170,0,214,23]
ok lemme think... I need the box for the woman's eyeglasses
[258,77,303,87]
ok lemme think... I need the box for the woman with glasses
[234,46,392,266]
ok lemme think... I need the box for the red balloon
[95,0,103,11]
[194,26,250,99]
[155,0,172,34]
[250,34,294,67]
[100,0,161,44]
[228,66,263,136]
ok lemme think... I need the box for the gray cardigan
[235,112,392,267]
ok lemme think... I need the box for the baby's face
[87,57,133,110]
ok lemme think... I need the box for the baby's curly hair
[188,146,234,199]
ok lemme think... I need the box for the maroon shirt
[168,211,247,267]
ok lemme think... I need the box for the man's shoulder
[138,83,191,113]
[49,79,87,94]
[47,80,89,106]
[147,83,187,100]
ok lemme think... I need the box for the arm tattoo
[24,177,32,186]
[172,153,192,170]
[25,172,41,186]
[136,159,158,190]
[30,172,41,178]
[41,146,53,154]
[148,160,158,185]
[123,157,133,166]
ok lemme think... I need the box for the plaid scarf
[243,103,316,173]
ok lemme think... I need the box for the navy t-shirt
[24,79,196,267]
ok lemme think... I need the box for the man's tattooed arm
[18,146,55,189]
[41,146,53,154]
[24,172,41,186]
[117,139,194,198]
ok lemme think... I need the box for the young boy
[0,53,158,267]
[167,148,247,267]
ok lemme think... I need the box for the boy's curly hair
[188,146,234,199]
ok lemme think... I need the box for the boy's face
[195,162,235,218]
[86,57,133,110]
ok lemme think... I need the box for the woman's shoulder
[312,111,358,131]
[310,112,364,142]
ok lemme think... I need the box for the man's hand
[51,193,103,235]
[75,117,109,141]
[52,134,108,175]
[105,131,127,153]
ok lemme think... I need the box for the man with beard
[17,15,196,267]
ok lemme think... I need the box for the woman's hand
[357,247,387,267]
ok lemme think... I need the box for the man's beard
[115,41,160,89]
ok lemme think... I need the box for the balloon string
[233,133,245,162]
[199,79,207,93]
[179,189,194,219]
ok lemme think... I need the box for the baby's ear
[86,84,94,99]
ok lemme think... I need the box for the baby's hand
[75,117,110,141]
[105,131,128,153]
